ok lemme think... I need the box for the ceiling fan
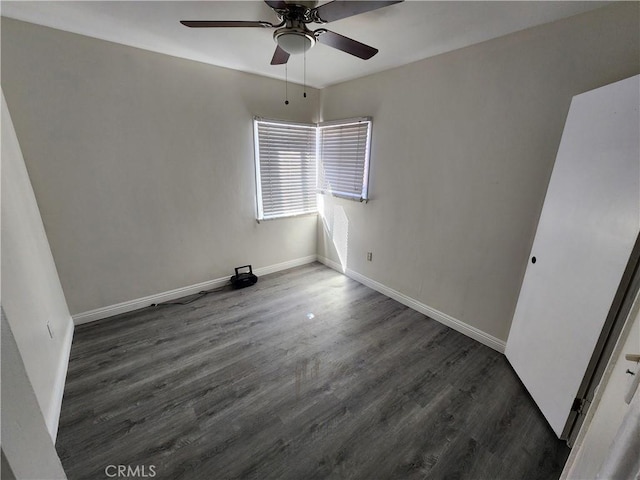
[180,0,403,65]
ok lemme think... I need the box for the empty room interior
[2,1,640,479]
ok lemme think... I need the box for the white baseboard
[48,316,74,441]
[72,254,505,353]
[317,256,346,274]
[72,255,318,325]
[252,255,318,277]
[317,255,506,353]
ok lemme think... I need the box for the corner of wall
[2,88,74,442]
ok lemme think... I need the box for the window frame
[253,117,318,221]
[317,117,372,202]
[252,116,373,221]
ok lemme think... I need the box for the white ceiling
[1,1,610,89]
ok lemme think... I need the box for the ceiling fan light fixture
[274,28,315,55]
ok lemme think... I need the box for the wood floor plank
[56,263,569,479]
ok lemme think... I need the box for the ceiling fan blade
[315,29,378,59]
[180,20,275,28]
[270,45,290,65]
[313,1,403,23]
[264,0,289,9]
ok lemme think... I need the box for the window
[254,118,317,220]
[317,117,372,201]
[253,116,372,220]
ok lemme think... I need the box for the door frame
[564,233,640,444]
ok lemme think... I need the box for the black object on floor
[230,265,258,289]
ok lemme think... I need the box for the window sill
[256,211,319,223]
[318,191,368,203]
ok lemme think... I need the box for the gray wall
[1,90,74,437]
[1,18,320,316]
[317,3,640,342]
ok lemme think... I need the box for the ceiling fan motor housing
[273,7,316,55]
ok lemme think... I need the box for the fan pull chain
[303,47,307,98]
[285,63,289,105]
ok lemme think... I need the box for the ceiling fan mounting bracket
[309,10,328,24]
[275,4,315,24]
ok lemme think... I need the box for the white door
[505,76,640,438]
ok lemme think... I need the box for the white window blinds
[254,118,317,220]
[317,118,372,201]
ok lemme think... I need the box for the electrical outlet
[46,322,54,339]
[367,252,373,261]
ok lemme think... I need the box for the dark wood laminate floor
[56,263,569,480]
